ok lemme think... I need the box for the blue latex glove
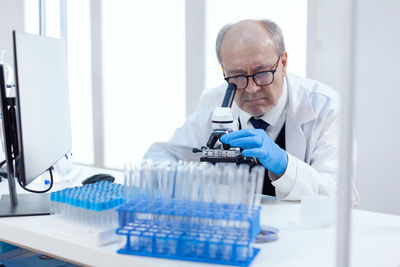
[220,129,288,175]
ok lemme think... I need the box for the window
[24,0,39,34]
[102,0,185,168]
[66,0,93,165]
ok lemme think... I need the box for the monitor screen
[13,31,72,185]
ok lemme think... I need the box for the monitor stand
[0,193,50,217]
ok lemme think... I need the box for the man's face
[220,21,287,117]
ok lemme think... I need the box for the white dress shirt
[239,78,288,141]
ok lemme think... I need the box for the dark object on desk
[82,174,115,185]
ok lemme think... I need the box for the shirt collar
[239,77,288,128]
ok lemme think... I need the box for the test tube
[174,161,186,200]
[189,162,200,202]
[198,162,210,202]
[198,163,208,203]
[248,167,257,212]
[181,162,190,200]
[183,235,195,256]
[209,237,220,259]
[145,160,156,198]
[196,236,206,257]
[203,163,216,203]
[155,162,163,199]
[213,165,223,204]
[222,238,234,261]
[238,164,250,206]
[215,163,230,204]
[123,163,129,200]
[227,163,238,205]
[161,161,170,199]
[167,233,178,255]
[253,166,265,206]
[138,160,148,196]
[130,231,141,251]
[235,239,248,262]
[165,163,175,199]
[142,232,154,253]
[128,162,137,199]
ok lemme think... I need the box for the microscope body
[206,107,237,150]
[193,83,257,166]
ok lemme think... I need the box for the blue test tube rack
[116,198,261,266]
[50,181,124,211]
[49,181,125,246]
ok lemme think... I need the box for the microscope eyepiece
[221,83,237,108]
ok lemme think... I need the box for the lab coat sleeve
[143,87,220,161]
[143,142,201,162]
[272,107,339,200]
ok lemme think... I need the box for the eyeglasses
[224,56,281,90]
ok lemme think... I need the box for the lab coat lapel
[286,114,306,160]
[285,73,316,161]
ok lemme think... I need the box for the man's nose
[244,77,261,94]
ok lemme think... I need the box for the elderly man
[145,19,345,200]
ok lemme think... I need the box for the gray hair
[215,19,286,65]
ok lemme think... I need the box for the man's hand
[220,129,288,175]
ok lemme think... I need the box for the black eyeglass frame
[223,56,281,90]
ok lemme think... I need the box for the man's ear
[281,51,288,76]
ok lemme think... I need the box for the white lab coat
[145,73,358,202]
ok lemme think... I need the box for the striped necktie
[249,117,269,131]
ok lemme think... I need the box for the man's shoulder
[287,73,340,113]
[287,73,339,102]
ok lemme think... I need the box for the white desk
[0,166,399,267]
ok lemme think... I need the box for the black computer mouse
[81,173,115,185]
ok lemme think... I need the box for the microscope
[193,83,257,166]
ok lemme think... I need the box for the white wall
[307,0,355,91]
[0,0,25,67]
[185,0,205,117]
[308,0,400,216]
[0,0,24,162]
[353,0,400,215]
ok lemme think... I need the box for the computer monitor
[0,31,72,217]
